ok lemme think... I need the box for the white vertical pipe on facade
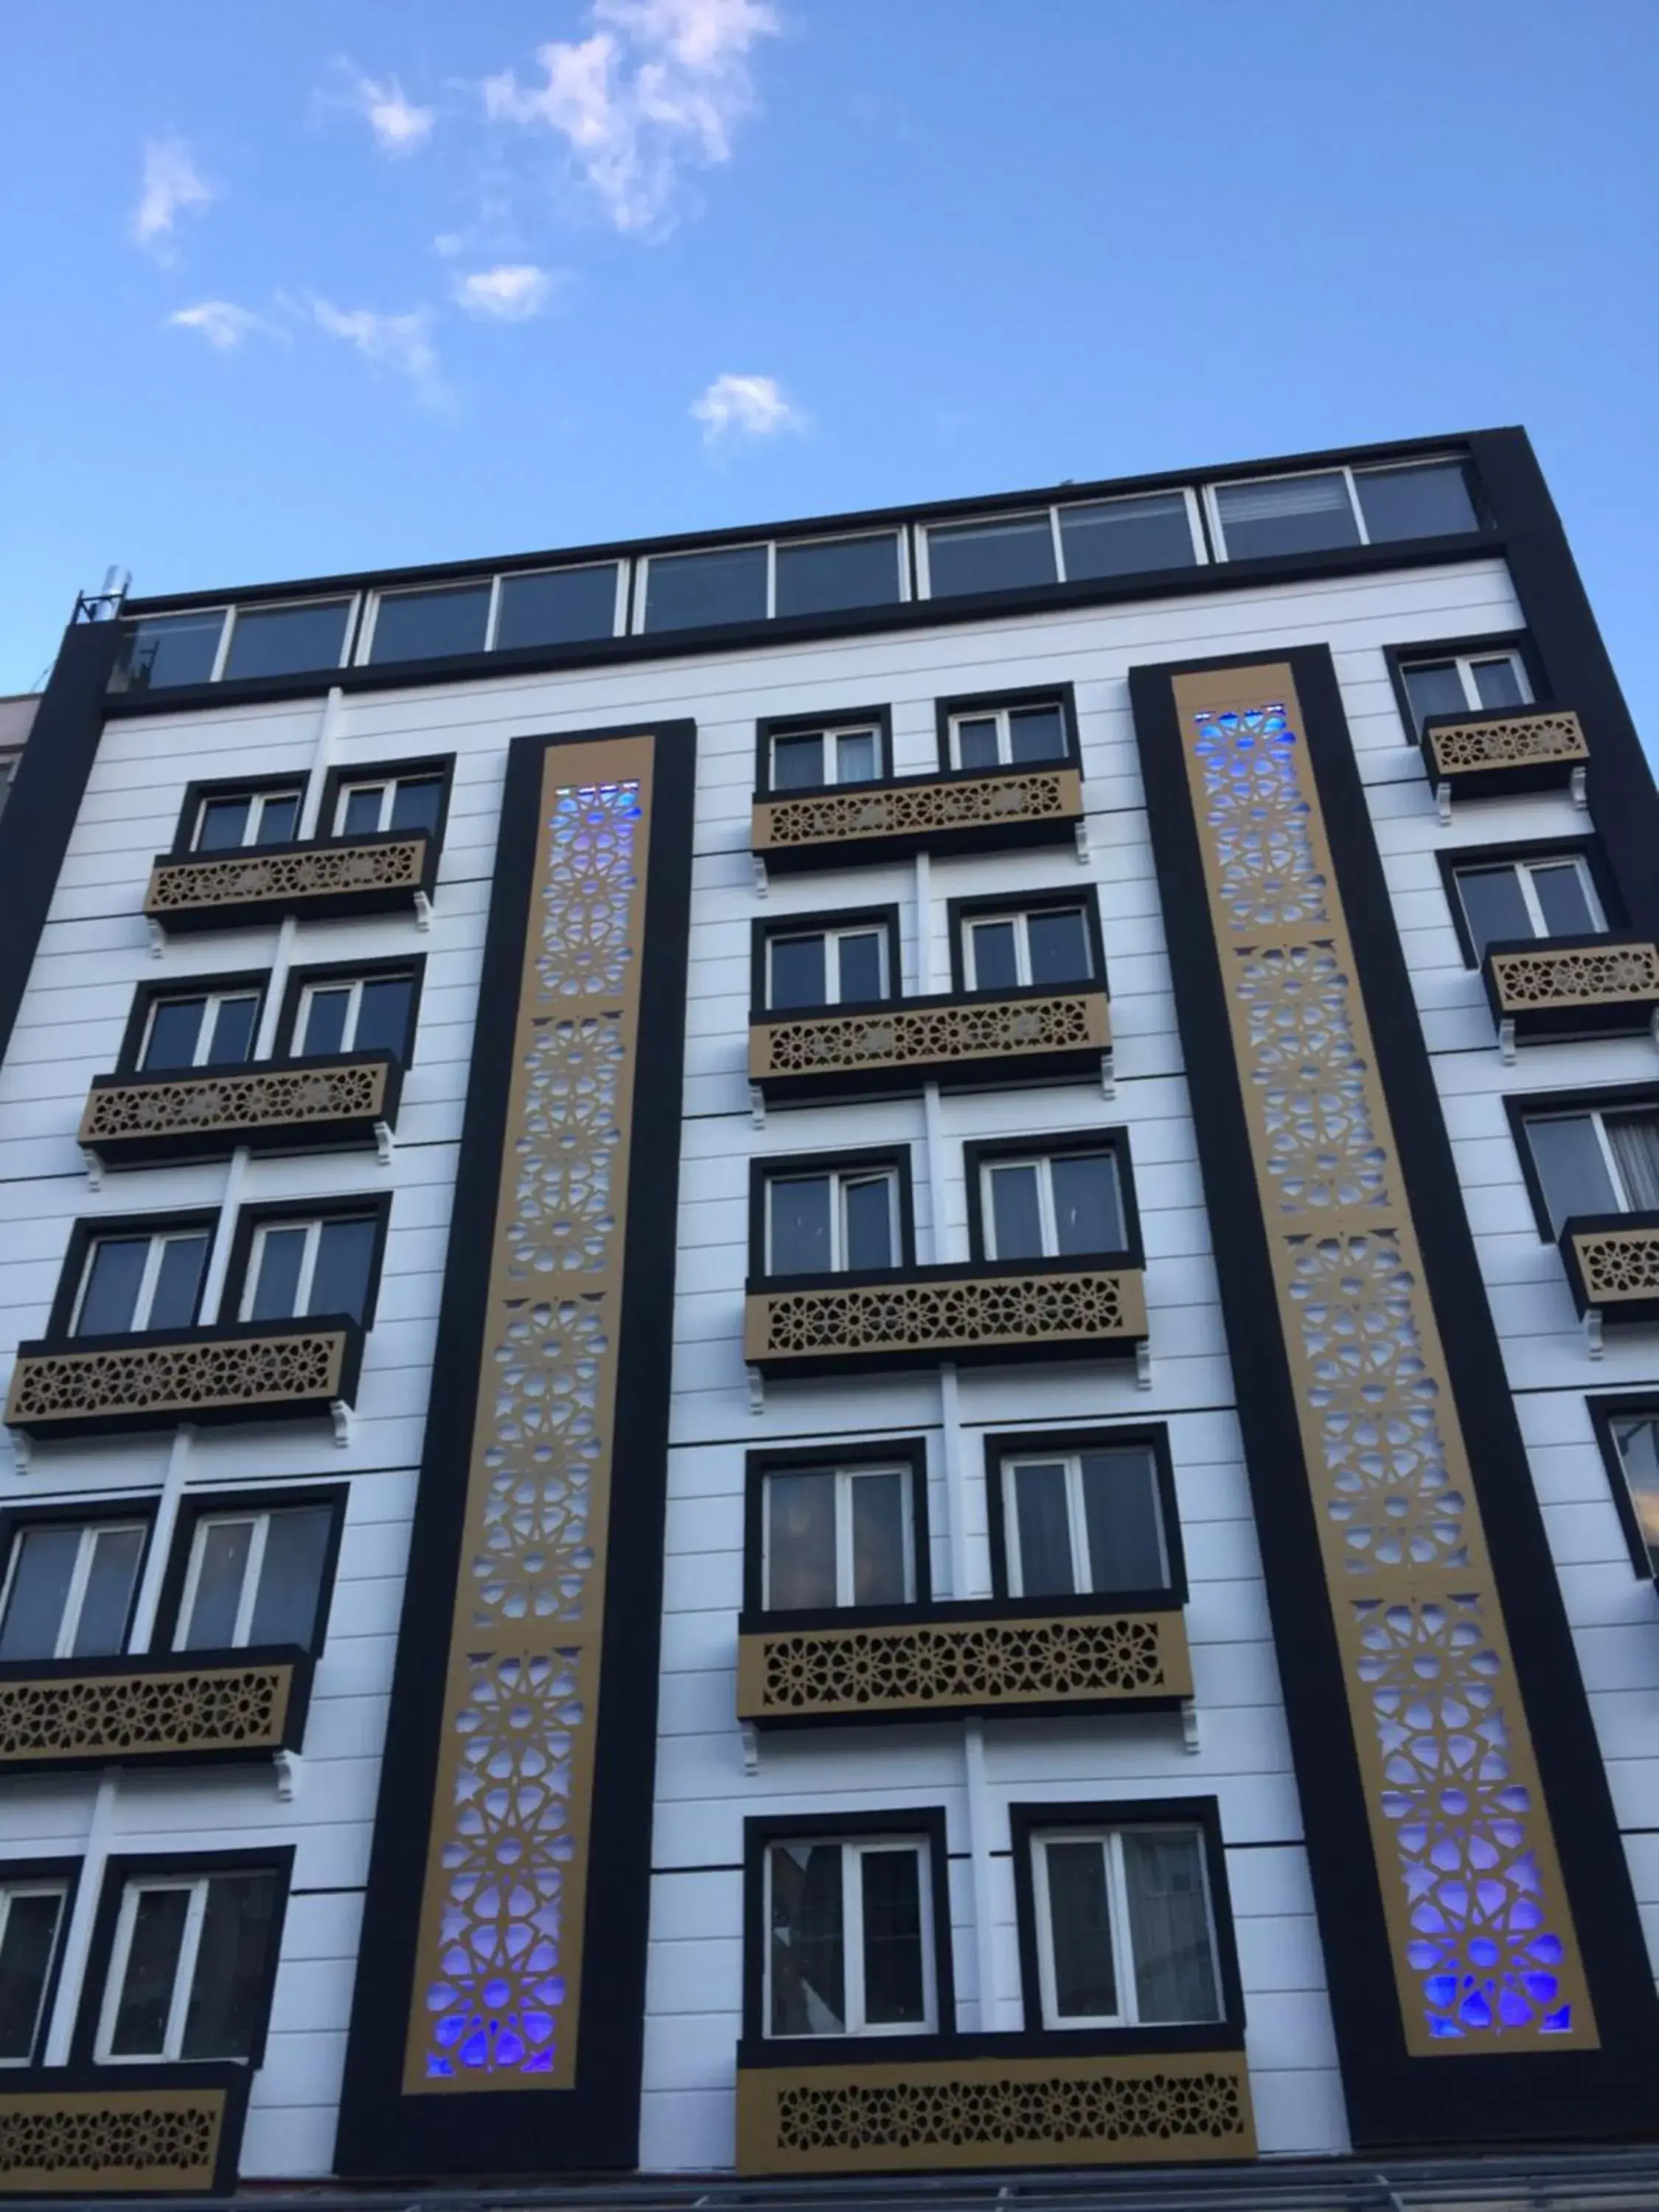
[43,1769,120,2064]
[125,1425,193,1655]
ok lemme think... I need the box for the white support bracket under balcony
[747,1366,765,1414]
[413,890,433,932]
[147,917,167,958]
[740,1723,759,1777]
[1585,1309,1604,1360]
[748,1085,765,1129]
[1135,1338,1152,1391]
[1182,1700,1200,1754]
[1100,1048,1116,1100]
[82,1148,103,1191]
[330,1400,353,1448]
[1435,781,1453,827]
[1571,765,1588,810]
[274,1750,303,1804]
[1074,820,1090,866]
[751,855,769,897]
[374,1121,394,1166]
[1498,1018,1517,1066]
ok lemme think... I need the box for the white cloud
[133,137,215,255]
[453,264,558,319]
[691,372,803,444]
[309,297,442,400]
[168,301,268,349]
[334,66,435,155]
[483,0,779,235]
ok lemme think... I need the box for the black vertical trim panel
[334,720,697,2180]
[1130,647,1659,2150]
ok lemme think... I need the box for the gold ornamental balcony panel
[751,987,1109,1103]
[1421,705,1588,800]
[1561,1214,1659,1329]
[753,765,1083,871]
[737,1605,1189,1725]
[0,2074,246,2196]
[80,1053,399,1169]
[4,1319,362,1441]
[1484,936,1659,1048]
[0,1647,312,1774]
[144,831,434,934]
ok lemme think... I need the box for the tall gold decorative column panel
[1131,652,1659,2149]
[336,723,697,2180]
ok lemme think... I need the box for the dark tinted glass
[928,515,1057,597]
[1043,1840,1116,2017]
[644,546,768,631]
[149,1237,207,1329]
[834,728,880,782]
[843,1178,894,1270]
[1401,661,1470,733]
[860,1850,925,2025]
[776,534,901,616]
[310,1217,376,1319]
[195,797,251,851]
[142,998,206,1071]
[1122,1829,1220,2023]
[953,716,1001,770]
[353,976,414,1055]
[1455,867,1532,959]
[988,1164,1044,1259]
[110,1888,189,2054]
[768,1843,844,2035]
[1079,1449,1165,1591]
[0,1889,63,2061]
[850,1472,908,1604]
[1051,1153,1121,1253]
[1215,473,1359,560]
[495,566,618,649]
[1027,908,1091,984]
[769,1177,830,1274]
[77,1239,148,1334]
[248,1507,333,1646]
[1526,1116,1618,1234]
[837,931,884,1003]
[1471,656,1526,709]
[1531,863,1598,938]
[769,936,827,1010]
[969,919,1019,990]
[181,1874,276,2060]
[120,613,222,692]
[1009,705,1067,762]
[223,601,350,681]
[1357,462,1478,543]
[389,778,443,834]
[250,1226,307,1320]
[255,793,300,845]
[0,1528,78,1658]
[300,987,350,1056]
[370,585,491,663]
[181,1520,250,1649]
[1060,493,1195,579]
[72,1526,144,1656]
[206,995,258,1066]
[771,733,824,790]
[341,786,383,837]
[1613,1416,1659,1571]
[1011,1462,1074,1595]
[765,1472,837,1610]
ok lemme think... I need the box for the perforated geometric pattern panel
[1489,942,1659,1011]
[0,2087,225,2193]
[145,837,425,915]
[753,991,1107,1079]
[755,768,1081,852]
[1572,1225,1659,1301]
[5,1330,347,1430]
[746,1268,1144,1363]
[81,1060,388,1144]
[1425,709,1587,776]
[0,1661,291,1762]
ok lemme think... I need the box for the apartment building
[0,428,1656,2202]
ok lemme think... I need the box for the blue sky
[3,0,1658,746]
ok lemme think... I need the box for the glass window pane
[1079,1450,1166,1593]
[77,1239,148,1335]
[389,779,443,835]
[988,1164,1045,1260]
[300,987,351,1057]
[1357,462,1478,543]
[71,1526,144,1658]
[837,932,884,1004]
[1121,1829,1220,2023]
[768,1843,845,2035]
[1606,1113,1659,1213]
[954,717,1001,771]
[842,1178,894,1270]
[352,977,414,1057]
[1050,1154,1122,1255]
[850,1472,908,1606]
[765,1472,838,1610]
[1215,473,1359,560]
[310,1217,376,1320]
[969,919,1019,990]
[0,1527,79,1659]
[1043,1840,1117,2017]
[195,797,251,852]
[250,1226,307,1321]
[1471,656,1526,710]
[1455,868,1533,959]
[776,535,900,617]
[142,998,206,1071]
[768,936,827,1012]
[928,516,1057,597]
[370,585,491,663]
[1011,1463,1075,1596]
[247,1508,332,1646]
[109,1888,190,2056]
[181,1873,276,2061]
[254,793,300,846]
[771,734,824,791]
[1008,706,1066,763]
[770,1178,831,1275]
[120,613,223,692]
[223,601,350,681]
[1526,1116,1618,1234]
[205,995,258,1067]
[644,546,768,632]
[495,566,617,650]
[835,730,880,784]
[1613,1417,1659,1573]
[341,787,384,838]
[1530,864,1597,939]
[1060,493,1196,580]
[149,1237,207,1330]
[1026,908,1091,985]
[860,1849,926,2025]
[182,1522,253,1649]
[1401,661,1470,733]
[0,1891,63,2062]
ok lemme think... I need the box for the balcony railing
[752,764,1084,874]
[0,1646,313,1774]
[4,1317,364,1442]
[745,1258,1147,1381]
[737,1599,1189,1727]
[750,986,1110,1105]
[1560,1213,1659,1340]
[1420,703,1588,807]
[0,2068,247,2196]
[144,830,435,936]
[80,1051,401,1170]
[1484,934,1659,1058]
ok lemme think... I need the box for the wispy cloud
[453,263,560,319]
[168,301,271,349]
[691,371,803,445]
[308,297,443,401]
[482,0,780,236]
[133,137,215,257]
[326,63,436,156]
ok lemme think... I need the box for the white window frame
[356,577,495,667]
[963,907,1091,991]
[173,1510,303,1652]
[240,1215,370,1322]
[1402,647,1533,720]
[764,1837,936,2039]
[636,532,911,637]
[97,1877,212,2063]
[216,595,359,684]
[1001,1449,1166,1598]
[331,774,444,838]
[0,1880,69,2067]
[126,608,230,686]
[981,1153,1118,1263]
[765,1169,900,1276]
[768,722,886,791]
[0,1520,147,1660]
[138,988,261,1072]
[1052,486,1207,576]
[766,926,888,1010]
[1031,1826,1220,2031]
[918,492,1206,599]
[72,1231,208,1337]
[945,700,1070,772]
[190,787,303,853]
[294,974,410,1057]
[484,562,629,650]
[1453,854,1604,946]
[762,1465,915,1610]
[1526,1107,1659,1220]
[1204,456,1472,563]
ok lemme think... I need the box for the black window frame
[316,753,456,853]
[168,774,309,858]
[114,970,270,1077]
[48,1208,221,1340]
[150,1483,350,1658]
[1383,631,1545,742]
[741,1438,933,1621]
[0,1499,159,1662]
[754,706,894,799]
[1503,1082,1659,1243]
[946,885,1107,998]
[749,905,902,1016]
[0,1856,84,2068]
[748,1146,917,1285]
[218,1193,394,1331]
[933,682,1082,776]
[275,954,427,1065]
[1435,835,1621,969]
[982,1424,1184,1607]
[1587,1394,1659,1584]
[963,1130,1143,1269]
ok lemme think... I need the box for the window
[139,989,260,1074]
[495,566,619,649]
[293,972,414,1057]
[926,514,1057,597]
[769,723,883,792]
[1058,493,1198,579]
[947,700,1068,771]
[981,1151,1123,1260]
[765,1167,898,1276]
[96,1870,280,2063]
[1211,460,1478,561]
[369,583,491,664]
[1000,1445,1167,1598]
[766,926,887,1011]
[333,773,443,838]
[240,1214,378,1324]
[192,788,302,852]
[0,1881,68,2065]
[1355,461,1479,542]
[119,612,226,692]
[1524,1108,1659,1234]
[174,1505,333,1652]
[765,1837,935,2037]
[221,600,352,682]
[924,497,1200,599]
[1029,1825,1221,2028]
[1400,647,1531,734]
[0,1521,145,1660]
[776,535,902,617]
[763,1465,914,1610]
[643,544,768,632]
[72,1230,209,1337]
[1453,855,1604,960]
[963,905,1093,990]
[1605,1410,1659,1575]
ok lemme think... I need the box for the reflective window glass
[341,787,383,837]
[77,1240,149,1335]
[835,728,880,782]
[838,931,884,1003]
[389,778,443,835]
[1531,863,1598,938]
[1526,1116,1618,1234]
[843,1178,894,1270]
[954,716,1001,770]
[763,1472,838,1610]
[1612,1416,1659,1573]
[849,1472,908,1604]
[968,919,1019,990]
[119,613,223,692]
[1078,1449,1166,1590]
[180,1874,276,2061]
[249,1227,307,1321]
[1402,661,1472,733]
[310,1218,376,1318]
[205,996,258,1065]
[771,734,824,791]
[223,602,350,681]
[927,515,1057,597]
[195,799,251,851]
[1471,656,1526,710]
[776,535,901,617]
[0,1528,80,1660]
[768,1843,846,2035]
[988,1164,1044,1260]
[299,987,350,1056]
[495,566,618,650]
[73,1527,145,1656]
[108,1888,190,2055]
[142,999,206,1071]
[1027,908,1091,984]
[1008,705,1067,762]
[1010,1462,1074,1595]
[353,976,414,1054]
[369,585,491,663]
[0,1888,66,2063]
[1455,868,1532,959]
[1121,1829,1220,2024]
[149,1238,207,1329]
[769,936,827,1010]
[1215,472,1359,560]
[1043,1839,1116,2017]
[1060,493,1196,580]
[1357,462,1478,543]
[254,793,301,845]
[644,545,768,631]
[1052,1154,1121,1253]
